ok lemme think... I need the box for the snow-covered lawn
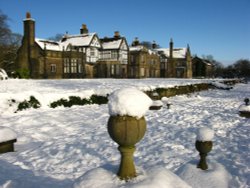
[0,79,249,187]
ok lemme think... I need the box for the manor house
[15,12,193,79]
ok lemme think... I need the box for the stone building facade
[15,13,86,79]
[157,39,193,78]
[128,38,160,78]
[192,56,214,78]
[15,13,129,79]
[15,12,194,79]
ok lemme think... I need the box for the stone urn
[195,141,213,170]
[149,100,163,110]
[107,115,146,180]
[239,98,250,118]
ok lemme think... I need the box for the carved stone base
[0,139,17,154]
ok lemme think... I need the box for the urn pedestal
[107,115,146,180]
[195,140,213,170]
[0,139,17,154]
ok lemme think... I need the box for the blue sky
[1,0,249,65]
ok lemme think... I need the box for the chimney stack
[152,41,157,49]
[132,37,140,46]
[169,38,173,58]
[26,12,31,19]
[114,31,120,38]
[24,12,35,45]
[80,24,88,34]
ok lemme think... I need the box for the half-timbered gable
[96,32,129,78]
[60,32,101,64]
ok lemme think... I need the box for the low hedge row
[13,94,108,112]
[50,95,108,108]
[12,80,238,112]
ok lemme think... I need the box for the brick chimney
[26,12,31,19]
[80,24,88,34]
[114,31,120,38]
[152,41,157,49]
[24,12,35,45]
[169,38,173,58]
[23,12,35,77]
[132,37,140,46]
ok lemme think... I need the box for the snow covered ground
[0,79,249,188]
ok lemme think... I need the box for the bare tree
[48,33,64,41]
[140,41,160,49]
[233,59,250,77]
[0,10,22,75]
[0,11,11,44]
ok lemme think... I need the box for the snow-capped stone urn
[195,127,214,170]
[107,88,152,180]
[239,98,250,118]
[245,98,250,105]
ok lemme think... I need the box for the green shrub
[49,95,108,108]
[90,95,108,105]
[50,98,69,108]
[15,69,30,79]
[29,96,41,109]
[16,96,41,112]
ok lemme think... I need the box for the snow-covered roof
[102,39,122,50]
[148,49,159,55]
[203,60,213,66]
[35,38,62,51]
[35,33,100,51]
[157,48,187,58]
[60,33,96,48]
[129,45,145,52]
[23,18,35,22]
[193,57,214,66]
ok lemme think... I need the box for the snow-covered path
[0,79,249,187]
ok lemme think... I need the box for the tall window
[64,59,70,73]
[78,63,82,73]
[141,56,144,62]
[71,59,77,73]
[116,65,120,75]
[140,67,145,77]
[51,64,56,73]
[130,55,134,63]
[111,64,115,75]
